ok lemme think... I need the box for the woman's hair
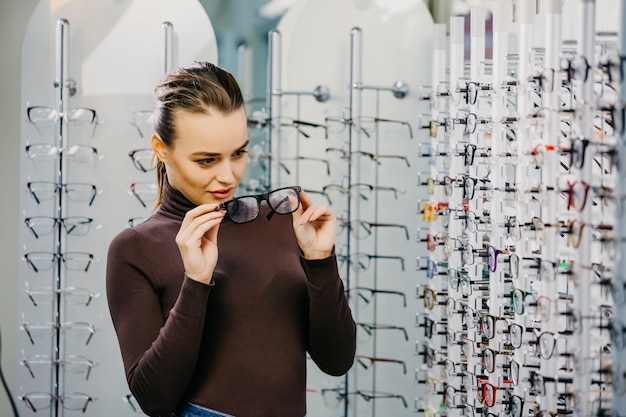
[152,61,245,207]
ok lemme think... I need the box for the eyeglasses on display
[27,106,100,137]
[129,148,156,172]
[338,252,405,272]
[24,284,100,307]
[23,251,95,273]
[27,181,98,206]
[20,321,96,346]
[24,216,94,239]
[20,354,97,380]
[25,143,100,164]
[130,182,158,208]
[130,110,154,138]
[346,286,406,307]
[19,391,96,413]
[337,218,409,240]
[355,354,407,375]
[356,322,408,343]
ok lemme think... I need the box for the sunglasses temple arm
[265,209,277,221]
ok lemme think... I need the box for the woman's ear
[151,134,167,162]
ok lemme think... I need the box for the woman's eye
[197,158,216,166]
[233,149,248,158]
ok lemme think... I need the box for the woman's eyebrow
[236,140,250,151]
[191,140,249,157]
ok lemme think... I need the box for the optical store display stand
[271,2,433,416]
[416,1,625,417]
[17,1,217,415]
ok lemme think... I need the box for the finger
[291,190,308,225]
[181,211,225,238]
[180,203,222,228]
[203,215,222,243]
[309,204,335,221]
[298,202,335,225]
[177,210,225,244]
[299,189,313,211]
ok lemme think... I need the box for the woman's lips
[210,188,233,199]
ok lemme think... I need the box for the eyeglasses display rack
[267,16,421,414]
[17,2,220,415]
[349,26,416,417]
[416,1,624,417]
[19,18,100,415]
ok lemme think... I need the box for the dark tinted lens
[268,187,300,214]
[225,197,259,223]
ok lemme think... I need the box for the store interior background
[0,1,455,414]
[0,0,622,415]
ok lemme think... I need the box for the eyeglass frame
[213,186,302,224]
[19,391,96,413]
[23,251,95,273]
[20,321,96,346]
[20,354,97,380]
[24,216,94,239]
[27,181,98,206]
[26,106,99,137]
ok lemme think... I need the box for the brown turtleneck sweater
[105,182,356,417]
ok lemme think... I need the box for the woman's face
[153,107,249,206]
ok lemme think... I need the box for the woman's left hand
[291,190,336,260]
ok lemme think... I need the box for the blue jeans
[172,403,234,417]
[172,402,306,417]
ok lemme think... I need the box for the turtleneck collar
[158,179,197,220]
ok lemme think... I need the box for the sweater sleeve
[106,228,211,417]
[302,253,356,376]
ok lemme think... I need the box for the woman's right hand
[175,204,226,285]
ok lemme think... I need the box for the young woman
[106,62,356,417]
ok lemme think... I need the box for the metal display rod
[162,21,173,75]
[354,80,409,99]
[280,85,330,102]
[268,29,282,188]
[52,17,70,417]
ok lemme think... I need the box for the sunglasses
[214,186,302,224]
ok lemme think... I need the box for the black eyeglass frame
[214,186,302,224]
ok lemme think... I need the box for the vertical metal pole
[470,7,485,82]
[268,29,282,189]
[573,1,595,415]
[469,7,484,267]
[344,26,363,417]
[539,0,563,413]
[237,43,254,102]
[446,17,466,417]
[515,0,536,407]
[53,18,70,417]
[490,5,510,414]
[162,21,173,75]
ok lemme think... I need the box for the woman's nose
[215,160,236,184]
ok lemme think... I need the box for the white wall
[0,2,39,415]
